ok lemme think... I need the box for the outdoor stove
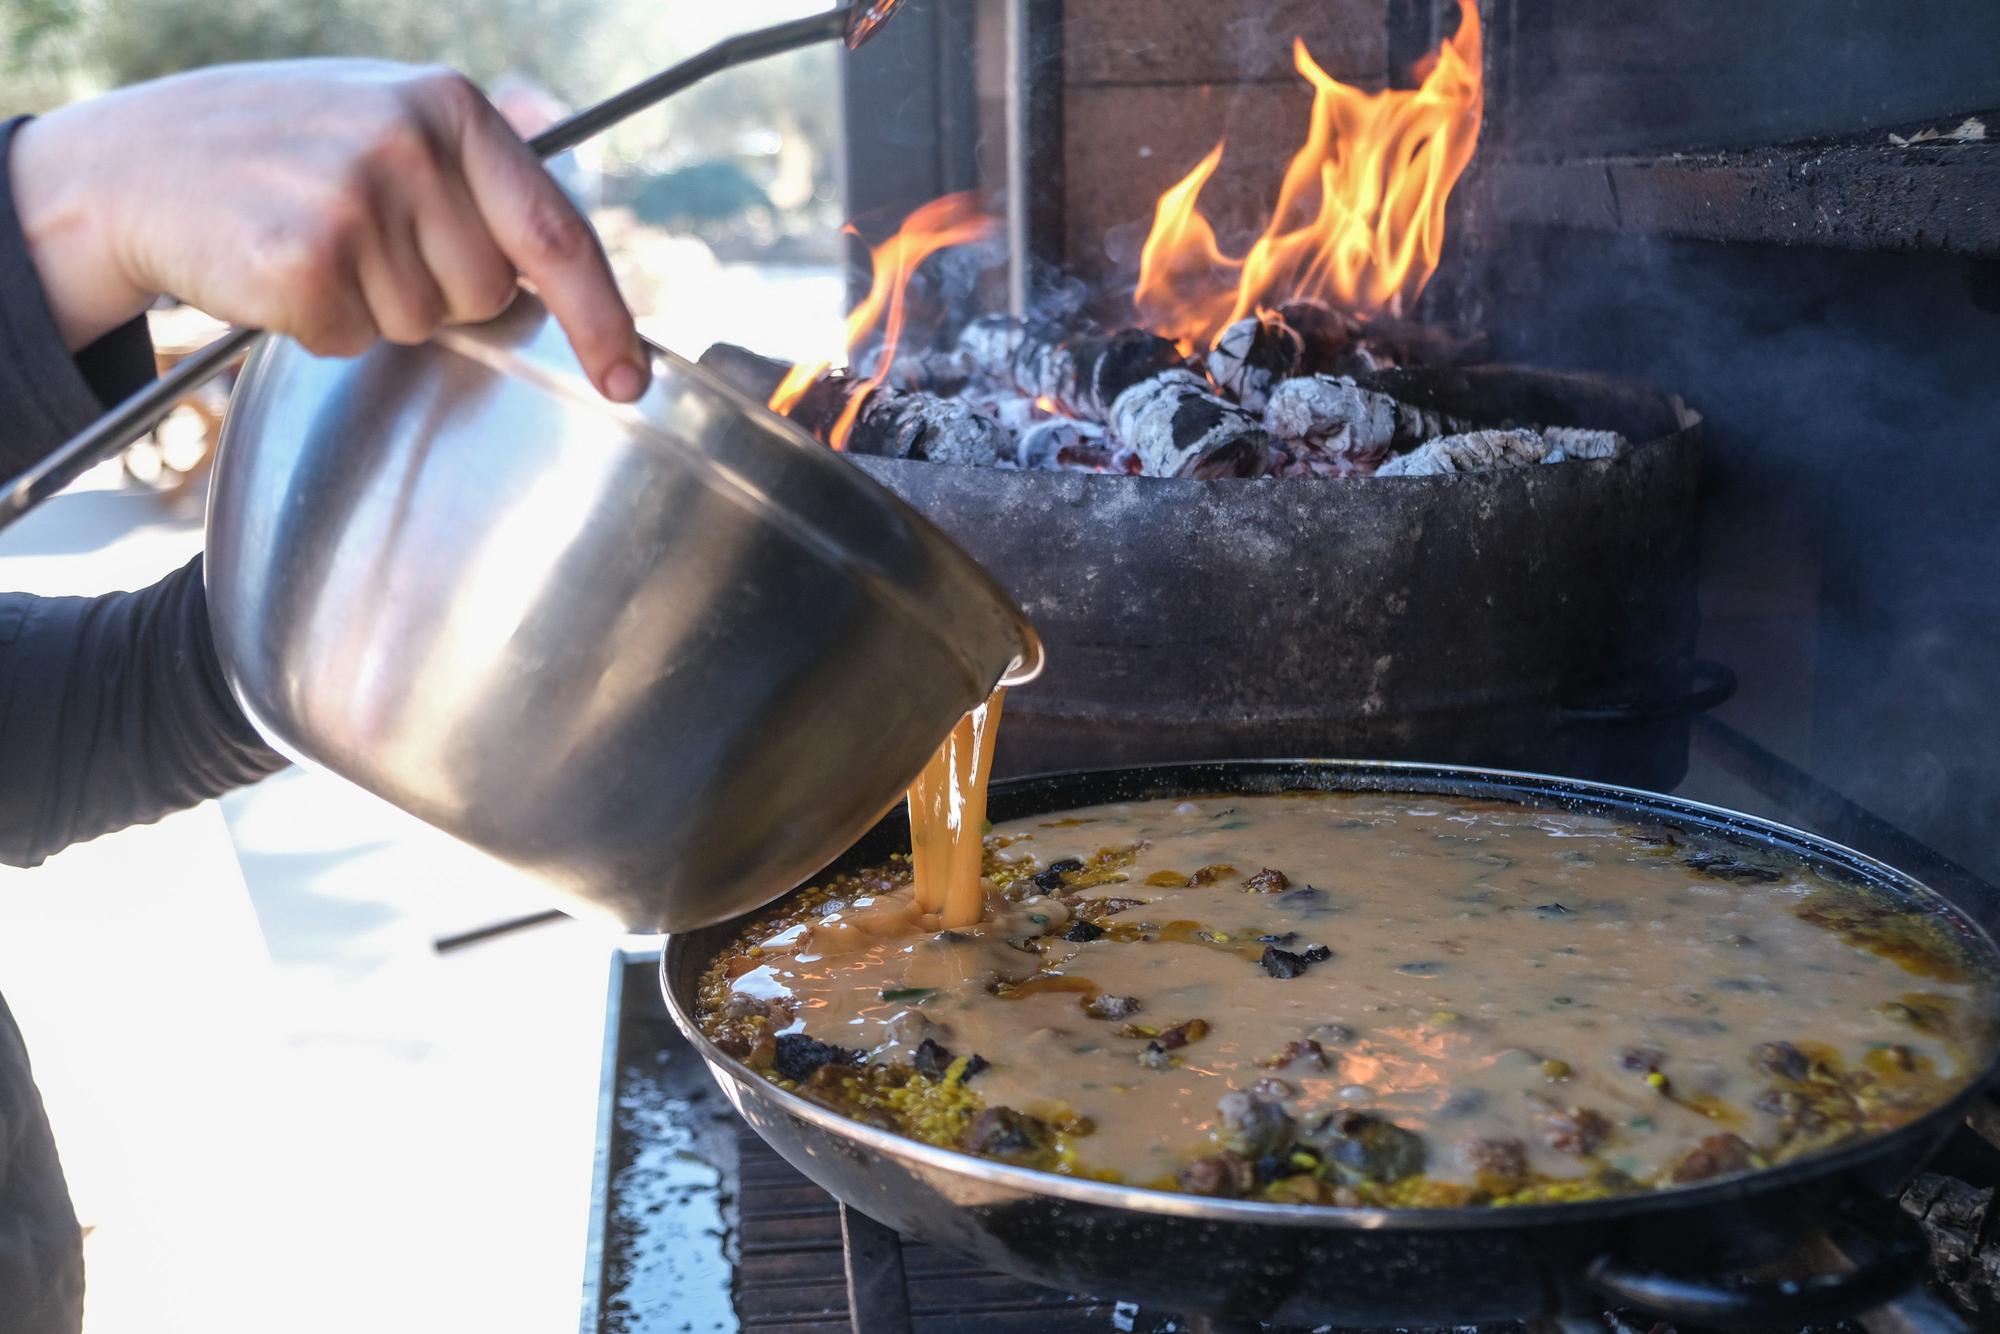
[580,0,2000,1327]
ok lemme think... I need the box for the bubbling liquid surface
[701,792,1990,1206]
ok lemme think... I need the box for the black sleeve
[0,116,288,867]
[0,116,157,478]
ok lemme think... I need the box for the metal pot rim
[663,756,2000,1233]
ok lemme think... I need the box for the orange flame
[1133,0,1482,347]
[768,192,997,448]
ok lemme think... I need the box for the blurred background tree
[1,0,849,357]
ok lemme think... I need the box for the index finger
[454,101,648,402]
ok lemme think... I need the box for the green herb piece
[880,987,939,1004]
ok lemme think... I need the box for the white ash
[1263,374,1470,465]
[1109,369,1274,478]
[859,344,973,397]
[1540,425,1628,462]
[1375,428,1549,477]
[1017,416,1117,472]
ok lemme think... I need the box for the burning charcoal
[782,370,1007,467]
[1302,1110,1426,1184]
[1216,1091,1298,1158]
[859,343,973,396]
[912,1037,989,1081]
[1242,867,1291,893]
[847,386,1007,466]
[960,1107,1053,1163]
[1207,311,1307,412]
[772,1032,862,1082]
[698,342,793,402]
[1084,994,1142,1020]
[1669,1134,1758,1183]
[1374,428,1549,477]
[958,315,1186,421]
[1110,370,1275,478]
[1541,425,1628,462]
[1177,1150,1257,1198]
[1458,1137,1529,1180]
[1526,1095,1613,1155]
[1262,374,1470,467]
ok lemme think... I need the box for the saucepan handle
[1584,1190,1941,1328]
[1560,659,1737,725]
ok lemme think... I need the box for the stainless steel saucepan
[204,292,1040,933]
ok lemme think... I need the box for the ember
[733,0,1629,479]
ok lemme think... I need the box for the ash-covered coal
[708,300,1628,479]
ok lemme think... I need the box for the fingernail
[604,359,647,403]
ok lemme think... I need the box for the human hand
[9,60,647,401]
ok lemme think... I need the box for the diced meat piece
[1084,994,1142,1020]
[1243,868,1292,893]
[1752,1041,1809,1080]
[772,1032,862,1082]
[886,1011,939,1046]
[1682,851,1782,883]
[720,992,776,1022]
[1312,1022,1358,1044]
[960,1107,1053,1163]
[1458,1137,1529,1181]
[911,1037,988,1082]
[1300,1110,1426,1184]
[1263,1038,1329,1070]
[1670,1134,1757,1183]
[1139,1044,1178,1070]
[1260,945,1328,978]
[1253,1077,1295,1100]
[1177,1150,1257,1198]
[1216,1092,1298,1158]
[1528,1096,1613,1155]
[1618,1046,1666,1074]
[1063,919,1105,943]
[1188,864,1237,886]
[1033,858,1083,891]
[1153,1018,1210,1050]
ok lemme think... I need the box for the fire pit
[700,0,1714,784]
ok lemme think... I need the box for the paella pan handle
[1583,1190,1940,1327]
[1560,659,1737,725]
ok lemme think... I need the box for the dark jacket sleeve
[0,116,288,868]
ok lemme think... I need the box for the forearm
[0,556,288,868]
[6,110,153,351]
[0,116,157,474]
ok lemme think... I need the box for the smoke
[1477,223,2000,887]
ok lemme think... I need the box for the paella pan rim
[661,756,2000,1234]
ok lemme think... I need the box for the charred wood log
[1110,369,1274,478]
[1207,312,1307,413]
[697,342,793,403]
[1374,428,1549,477]
[958,315,1186,421]
[1901,1171,1999,1320]
[858,344,974,397]
[1263,374,1472,467]
[784,370,1006,467]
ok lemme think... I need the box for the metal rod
[431,907,569,953]
[1,326,258,529]
[0,4,858,533]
